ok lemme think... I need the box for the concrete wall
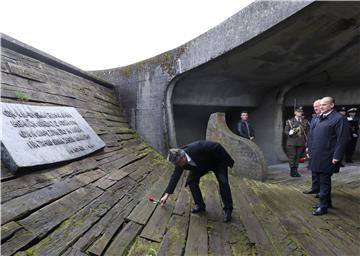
[91,1,314,157]
[91,1,360,164]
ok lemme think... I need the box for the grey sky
[1,0,253,70]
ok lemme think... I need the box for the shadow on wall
[206,112,267,181]
[173,105,255,147]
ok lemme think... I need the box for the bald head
[320,96,335,114]
[313,99,321,114]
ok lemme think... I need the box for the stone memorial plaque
[1,103,106,172]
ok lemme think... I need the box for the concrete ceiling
[172,1,360,107]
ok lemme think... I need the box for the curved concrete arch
[206,112,267,181]
[91,1,360,165]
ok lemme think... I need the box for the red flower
[148,195,159,204]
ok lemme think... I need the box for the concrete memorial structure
[206,112,267,181]
[1,103,105,172]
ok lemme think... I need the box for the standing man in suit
[303,99,321,194]
[284,106,310,177]
[237,111,255,141]
[160,140,234,222]
[308,96,350,215]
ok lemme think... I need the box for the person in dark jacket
[303,99,321,194]
[237,111,255,140]
[308,97,350,216]
[160,140,234,222]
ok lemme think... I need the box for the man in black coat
[308,97,350,215]
[303,99,321,194]
[160,140,234,222]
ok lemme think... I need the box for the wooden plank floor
[3,159,359,255]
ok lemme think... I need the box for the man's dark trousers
[187,165,233,211]
[315,172,332,208]
[311,172,320,192]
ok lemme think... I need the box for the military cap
[167,148,186,164]
[339,106,347,112]
[347,107,357,113]
[295,106,304,112]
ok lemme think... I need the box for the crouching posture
[160,140,234,222]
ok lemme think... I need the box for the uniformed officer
[284,106,310,177]
[345,108,359,163]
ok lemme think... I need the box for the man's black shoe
[303,189,319,194]
[312,207,327,216]
[313,203,332,209]
[315,193,319,198]
[223,210,232,222]
[191,205,205,213]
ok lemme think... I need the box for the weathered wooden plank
[208,220,232,256]
[1,228,37,256]
[0,163,15,182]
[18,185,103,237]
[126,168,172,225]
[252,181,353,256]
[173,185,191,216]
[94,153,154,190]
[1,221,22,242]
[1,156,96,203]
[99,152,148,174]
[85,199,138,256]
[2,85,121,116]
[202,174,223,221]
[62,247,88,256]
[229,178,276,256]
[184,213,208,256]
[1,169,105,224]
[240,179,307,255]
[103,221,142,256]
[24,178,133,256]
[73,196,136,252]
[127,237,160,256]
[157,215,189,256]
[7,62,48,82]
[140,200,175,242]
[227,210,257,256]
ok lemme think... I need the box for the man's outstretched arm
[160,166,183,205]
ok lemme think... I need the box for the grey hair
[167,148,186,164]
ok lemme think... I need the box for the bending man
[160,140,234,222]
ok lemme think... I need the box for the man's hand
[250,137,255,140]
[332,159,338,164]
[289,129,294,136]
[160,193,169,206]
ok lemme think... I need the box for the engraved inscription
[1,103,105,172]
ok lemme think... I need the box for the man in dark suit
[237,111,255,140]
[160,140,234,222]
[308,96,350,215]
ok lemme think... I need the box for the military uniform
[284,113,310,177]
[345,108,359,162]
